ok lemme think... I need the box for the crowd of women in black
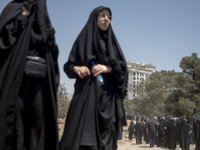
[128,115,200,150]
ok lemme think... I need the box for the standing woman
[0,0,59,150]
[60,6,128,150]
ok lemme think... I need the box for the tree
[123,99,135,115]
[57,83,70,123]
[178,52,200,115]
[124,53,200,118]
[132,71,169,117]
[166,53,200,117]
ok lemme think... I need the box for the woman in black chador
[128,120,134,141]
[60,6,128,150]
[0,0,59,150]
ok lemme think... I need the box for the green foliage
[178,53,200,115]
[123,99,135,114]
[178,97,195,115]
[180,52,200,91]
[128,53,200,117]
[57,83,71,121]
[132,71,170,117]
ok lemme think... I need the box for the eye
[99,13,112,20]
[100,14,106,18]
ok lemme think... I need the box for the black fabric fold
[0,1,59,150]
[60,6,128,150]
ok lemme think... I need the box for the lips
[103,22,109,27]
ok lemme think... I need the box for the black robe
[59,6,128,150]
[194,119,200,150]
[166,120,177,149]
[179,120,189,150]
[128,122,134,140]
[157,120,166,147]
[0,1,59,150]
[135,122,142,144]
[143,122,149,144]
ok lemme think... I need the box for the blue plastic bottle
[91,61,104,85]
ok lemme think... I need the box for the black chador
[166,119,177,149]
[59,6,128,150]
[128,121,134,141]
[0,1,59,150]
[179,119,189,150]
[157,119,166,147]
[135,121,142,144]
[194,118,200,150]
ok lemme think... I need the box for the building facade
[126,61,156,100]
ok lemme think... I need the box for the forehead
[99,9,111,15]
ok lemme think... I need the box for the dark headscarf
[60,6,127,150]
[66,6,128,98]
[0,1,59,149]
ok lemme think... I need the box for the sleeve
[63,61,78,79]
[108,58,128,98]
[63,40,81,79]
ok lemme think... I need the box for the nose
[104,15,111,22]
[105,15,109,20]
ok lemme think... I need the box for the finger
[80,67,91,78]
[85,67,91,76]
[92,66,100,74]
[80,68,87,76]
[93,69,102,77]
[77,71,84,79]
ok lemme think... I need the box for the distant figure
[166,119,177,149]
[59,6,128,150]
[128,120,134,141]
[188,123,193,144]
[157,118,166,147]
[147,119,157,148]
[143,119,149,144]
[135,119,142,144]
[194,116,200,150]
[179,118,189,150]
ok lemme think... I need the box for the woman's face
[97,9,111,31]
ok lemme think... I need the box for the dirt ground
[58,120,196,150]
[117,134,196,150]
[118,120,196,150]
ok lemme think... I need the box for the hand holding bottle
[73,62,112,81]
[91,61,112,85]
[91,63,111,77]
